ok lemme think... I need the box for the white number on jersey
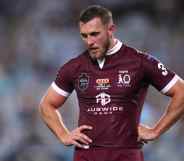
[158,62,168,76]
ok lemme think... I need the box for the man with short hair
[39,5,184,161]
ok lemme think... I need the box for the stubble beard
[89,39,110,61]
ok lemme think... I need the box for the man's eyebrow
[90,32,100,36]
[80,31,100,37]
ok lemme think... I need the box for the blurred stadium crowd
[0,0,184,161]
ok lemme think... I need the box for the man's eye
[81,34,87,38]
[90,32,99,36]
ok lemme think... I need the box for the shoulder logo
[78,73,89,91]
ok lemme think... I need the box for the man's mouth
[91,48,97,50]
[89,47,99,52]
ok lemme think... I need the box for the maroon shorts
[74,147,144,161]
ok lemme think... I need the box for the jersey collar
[106,39,122,56]
[97,39,122,69]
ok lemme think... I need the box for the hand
[61,125,93,149]
[138,124,159,144]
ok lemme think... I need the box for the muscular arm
[39,86,92,148]
[139,78,184,141]
[154,78,184,135]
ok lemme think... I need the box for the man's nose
[86,36,95,46]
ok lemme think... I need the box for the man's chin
[89,52,105,60]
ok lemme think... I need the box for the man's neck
[108,37,117,50]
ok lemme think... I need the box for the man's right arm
[39,86,93,148]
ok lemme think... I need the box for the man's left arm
[138,78,184,141]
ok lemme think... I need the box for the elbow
[178,79,184,105]
[38,98,50,118]
[38,99,56,118]
[178,86,184,110]
[175,90,184,115]
[181,93,184,113]
[38,100,45,117]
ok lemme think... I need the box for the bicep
[165,77,184,97]
[41,86,67,109]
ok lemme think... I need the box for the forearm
[39,103,70,143]
[138,80,184,141]
[154,94,184,136]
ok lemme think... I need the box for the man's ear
[108,23,116,36]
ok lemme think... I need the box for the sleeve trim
[51,82,70,97]
[161,75,179,94]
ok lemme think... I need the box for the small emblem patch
[78,73,89,91]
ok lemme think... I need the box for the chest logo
[96,78,111,90]
[117,70,131,87]
[96,92,111,106]
[78,73,89,91]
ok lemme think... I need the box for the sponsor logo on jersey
[87,106,124,115]
[117,70,131,87]
[96,92,111,106]
[78,73,89,91]
[95,78,111,90]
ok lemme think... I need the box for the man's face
[79,17,113,60]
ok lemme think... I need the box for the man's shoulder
[125,44,158,64]
[63,51,88,67]
[122,44,148,58]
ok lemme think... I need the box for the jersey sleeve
[141,54,179,94]
[51,62,74,97]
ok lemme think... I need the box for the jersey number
[158,63,168,76]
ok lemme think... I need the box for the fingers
[78,125,93,131]
[72,140,84,148]
[72,140,90,149]
[137,136,142,143]
[78,133,93,143]
[71,134,91,149]
[72,131,93,144]
[74,133,91,145]
[76,125,93,143]
[137,136,148,147]
[69,125,93,148]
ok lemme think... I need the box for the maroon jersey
[52,40,178,148]
[74,148,144,161]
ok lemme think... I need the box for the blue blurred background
[0,0,184,161]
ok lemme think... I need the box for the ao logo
[96,92,111,106]
[118,73,131,84]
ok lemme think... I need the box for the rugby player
[39,5,184,161]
